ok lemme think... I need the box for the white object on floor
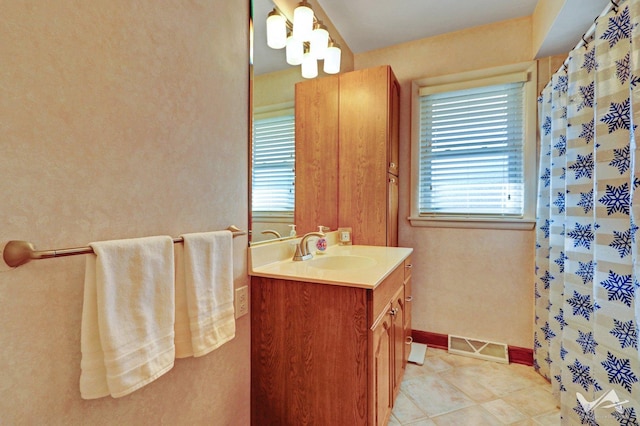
[408,342,428,365]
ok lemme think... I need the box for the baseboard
[411,329,533,366]
[507,345,534,366]
[412,330,448,350]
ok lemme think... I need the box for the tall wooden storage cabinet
[294,75,340,234]
[294,65,400,246]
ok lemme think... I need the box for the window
[420,82,524,215]
[410,63,536,229]
[252,113,295,213]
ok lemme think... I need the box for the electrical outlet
[338,227,352,245]
[235,286,249,318]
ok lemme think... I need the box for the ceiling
[317,0,539,54]
[252,0,610,76]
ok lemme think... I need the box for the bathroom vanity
[249,240,413,425]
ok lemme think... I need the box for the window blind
[419,82,525,216]
[252,115,295,212]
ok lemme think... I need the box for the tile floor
[390,347,561,425]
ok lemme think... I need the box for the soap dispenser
[288,224,297,237]
[315,226,327,254]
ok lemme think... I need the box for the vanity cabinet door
[404,257,413,366]
[370,262,406,425]
[392,286,405,401]
[371,303,393,426]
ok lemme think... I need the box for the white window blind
[419,82,525,216]
[252,114,295,212]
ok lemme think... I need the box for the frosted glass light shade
[323,42,341,74]
[292,2,314,41]
[310,23,329,59]
[301,50,318,79]
[286,35,304,66]
[266,10,287,49]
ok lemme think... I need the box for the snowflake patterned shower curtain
[535,0,640,423]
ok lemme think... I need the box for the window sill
[408,216,536,230]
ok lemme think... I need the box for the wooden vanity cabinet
[294,65,399,246]
[251,260,410,426]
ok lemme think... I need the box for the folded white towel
[80,236,176,399]
[174,230,235,358]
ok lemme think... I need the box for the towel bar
[2,225,246,268]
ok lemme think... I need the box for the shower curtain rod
[573,0,619,51]
[2,225,246,268]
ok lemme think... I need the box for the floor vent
[448,335,509,364]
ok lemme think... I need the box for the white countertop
[249,242,413,289]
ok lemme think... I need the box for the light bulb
[301,48,318,79]
[310,23,329,59]
[323,42,341,74]
[293,1,314,42]
[286,35,303,66]
[266,10,286,49]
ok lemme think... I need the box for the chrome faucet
[292,232,325,261]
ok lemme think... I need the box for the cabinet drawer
[403,256,412,282]
[371,265,403,326]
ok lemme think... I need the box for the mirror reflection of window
[251,110,295,242]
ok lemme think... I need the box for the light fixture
[323,41,341,74]
[286,34,304,66]
[265,2,340,79]
[310,22,329,59]
[250,18,254,65]
[293,1,314,41]
[301,47,318,79]
[266,9,287,49]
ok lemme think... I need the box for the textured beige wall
[357,17,537,349]
[0,1,250,424]
[254,67,300,109]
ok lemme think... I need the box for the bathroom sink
[307,255,376,270]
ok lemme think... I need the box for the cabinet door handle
[405,264,413,269]
[405,296,413,302]
[405,336,413,345]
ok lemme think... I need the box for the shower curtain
[535,0,640,424]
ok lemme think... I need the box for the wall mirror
[249,0,352,245]
[249,0,305,245]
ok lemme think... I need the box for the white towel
[173,242,193,358]
[174,230,235,358]
[80,236,176,399]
